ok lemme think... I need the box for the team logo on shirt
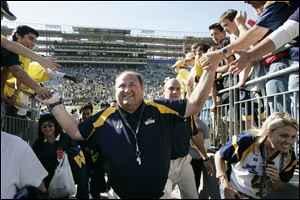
[243,163,257,174]
[116,121,123,129]
[144,118,155,125]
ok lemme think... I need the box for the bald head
[116,71,143,87]
[164,78,182,100]
[115,71,144,113]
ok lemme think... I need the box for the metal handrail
[218,65,299,94]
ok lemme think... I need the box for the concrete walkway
[75,154,299,199]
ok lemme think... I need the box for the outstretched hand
[200,51,223,71]
[39,57,61,72]
[229,50,252,74]
[235,10,247,27]
[35,87,53,100]
[35,91,60,105]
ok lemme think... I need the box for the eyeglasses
[41,124,54,129]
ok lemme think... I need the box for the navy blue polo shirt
[289,7,299,22]
[78,99,186,199]
[171,116,197,160]
[288,7,299,61]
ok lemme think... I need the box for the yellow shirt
[4,60,49,103]
[194,55,203,79]
[176,68,190,98]
[173,59,186,73]
[175,59,185,68]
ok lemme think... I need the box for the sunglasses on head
[41,124,54,129]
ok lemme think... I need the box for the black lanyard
[117,104,145,166]
[259,142,284,199]
[260,142,269,199]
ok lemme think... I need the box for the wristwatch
[48,98,63,112]
[222,48,230,58]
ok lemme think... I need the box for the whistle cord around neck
[117,104,145,166]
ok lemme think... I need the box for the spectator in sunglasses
[32,113,89,199]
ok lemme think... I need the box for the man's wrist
[48,99,63,112]
[220,48,230,59]
[218,174,229,187]
[203,157,210,162]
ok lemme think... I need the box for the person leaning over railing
[3,25,76,119]
[229,7,299,116]
[1,1,61,72]
[215,112,298,199]
[200,2,298,114]
[229,7,299,75]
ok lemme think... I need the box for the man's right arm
[51,104,84,141]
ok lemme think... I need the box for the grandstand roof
[1,21,214,65]
[72,27,131,36]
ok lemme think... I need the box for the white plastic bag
[48,152,76,198]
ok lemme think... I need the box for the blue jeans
[265,58,291,114]
[288,60,299,118]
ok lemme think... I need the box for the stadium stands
[1,21,213,105]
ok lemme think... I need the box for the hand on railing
[210,103,217,112]
[236,63,254,89]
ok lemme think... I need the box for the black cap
[1,1,17,21]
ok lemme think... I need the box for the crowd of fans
[1,1,299,199]
[44,64,175,106]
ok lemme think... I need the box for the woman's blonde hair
[253,112,298,145]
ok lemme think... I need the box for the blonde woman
[215,112,298,199]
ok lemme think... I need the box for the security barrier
[200,43,299,158]
[2,98,40,146]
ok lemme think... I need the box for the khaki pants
[164,154,199,199]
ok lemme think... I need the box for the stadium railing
[200,42,299,158]
[2,98,40,146]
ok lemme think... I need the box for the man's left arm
[184,67,216,117]
[191,133,214,176]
